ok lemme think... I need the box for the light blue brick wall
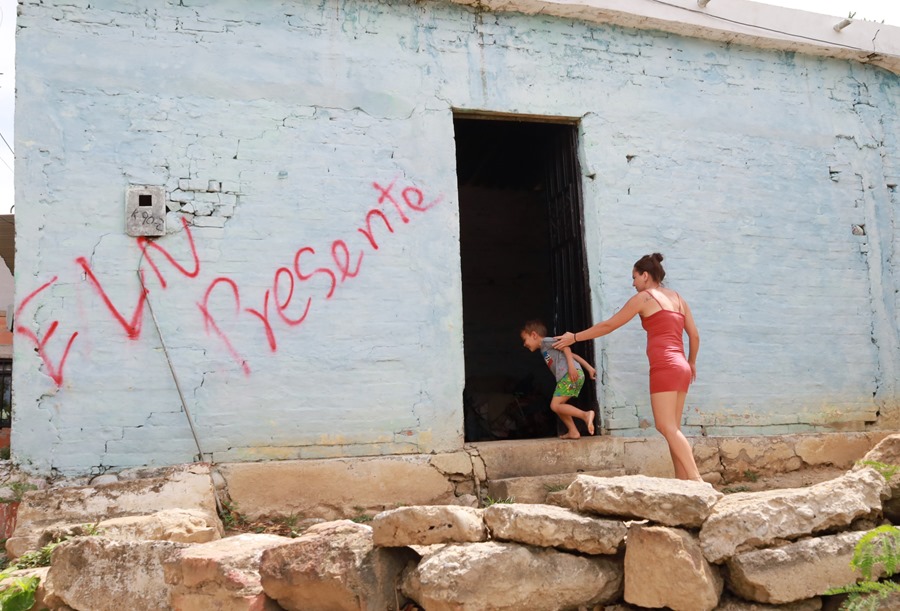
[11,0,900,474]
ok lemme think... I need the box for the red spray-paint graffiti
[15,277,79,386]
[17,178,442,386]
[137,216,201,288]
[197,277,251,375]
[75,260,148,340]
[194,178,441,372]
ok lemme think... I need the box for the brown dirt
[715,466,848,494]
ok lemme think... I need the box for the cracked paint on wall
[10,0,900,475]
[18,177,441,380]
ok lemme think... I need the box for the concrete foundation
[216,431,892,519]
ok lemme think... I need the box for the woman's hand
[586,367,597,380]
[553,332,575,349]
[690,363,697,382]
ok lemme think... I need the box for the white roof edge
[448,0,900,75]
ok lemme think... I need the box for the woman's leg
[650,391,702,481]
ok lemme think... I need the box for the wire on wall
[646,0,879,53]
[136,248,207,466]
[0,131,11,157]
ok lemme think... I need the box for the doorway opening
[454,115,596,442]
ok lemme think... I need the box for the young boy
[520,320,596,439]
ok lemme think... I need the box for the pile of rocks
[382,466,886,610]
[3,435,900,610]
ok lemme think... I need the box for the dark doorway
[455,115,596,442]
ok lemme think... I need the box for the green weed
[0,539,72,609]
[80,523,102,537]
[349,506,374,523]
[0,570,39,611]
[219,500,248,531]
[0,483,37,504]
[857,460,899,481]
[825,524,900,609]
[722,486,750,494]
[276,513,304,537]
[12,541,61,569]
[0,516,108,609]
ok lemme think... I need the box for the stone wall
[13,443,900,610]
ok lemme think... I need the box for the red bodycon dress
[641,302,692,394]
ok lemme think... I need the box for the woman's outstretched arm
[553,292,646,349]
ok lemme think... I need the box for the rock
[483,503,626,555]
[718,437,802,482]
[855,434,900,521]
[623,524,722,611]
[211,468,228,491]
[561,474,722,527]
[370,505,487,547]
[453,494,479,508]
[6,463,221,560]
[89,474,119,486]
[401,540,623,611]
[714,593,823,610]
[259,520,416,611]
[43,537,189,611]
[428,452,474,477]
[485,470,626,505]
[725,531,871,604]
[795,433,878,470]
[165,533,293,611]
[545,489,567,507]
[38,508,223,548]
[856,434,900,476]
[693,440,722,481]
[700,468,887,563]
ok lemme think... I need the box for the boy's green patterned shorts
[553,371,585,397]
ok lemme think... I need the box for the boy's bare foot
[584,413,595,436]
[559,432,581,440]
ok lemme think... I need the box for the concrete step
[484,464,850,505]
[485,469,627,505]
[470,432,887,500]
[469,435,675,481]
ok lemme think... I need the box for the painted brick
[9,0,900,475]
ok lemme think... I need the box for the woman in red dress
[553,253,702,481]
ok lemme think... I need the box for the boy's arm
[571,353,596,380]
[562,346,579,381]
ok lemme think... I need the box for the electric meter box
[125,185,166,237]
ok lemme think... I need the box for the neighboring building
[0,215,12,448]
[11,0,900,475]
[0,321,9,448]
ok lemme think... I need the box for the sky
[0,0,899,216]
[0,0,13,215]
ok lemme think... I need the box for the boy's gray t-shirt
[541,337,582,382]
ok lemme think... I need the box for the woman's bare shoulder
[658,288,686,311]
[632,290,658,308]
